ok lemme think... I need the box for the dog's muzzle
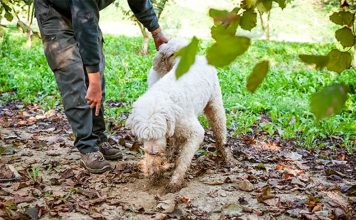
[145,149,161,156]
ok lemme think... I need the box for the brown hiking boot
[99,142,123,160]
[80,151,112,174]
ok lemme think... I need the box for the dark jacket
[50,0,159,73]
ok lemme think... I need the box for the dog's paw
[220,149,238,167]
[165,177,186,193]
[165,182,184,193]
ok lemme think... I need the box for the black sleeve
[70,0,101,73]
[127,0,160,32]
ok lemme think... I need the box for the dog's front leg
[166,120,204,193]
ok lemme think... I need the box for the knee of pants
[54,66,88,111]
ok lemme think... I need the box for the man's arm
[127,0,168,50]
[71,0,101,73]
[127,0,159,32]
[70,0,102,115]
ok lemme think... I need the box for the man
[34,0,168,174]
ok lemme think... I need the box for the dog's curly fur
[126,39,236,192]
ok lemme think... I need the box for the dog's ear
[153,52,168,72]
[153,43,176,74]
[166,118,175,138]
[164,107,176,138]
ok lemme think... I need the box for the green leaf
[257,0,273,13]
[0,147,5,155]
[246,60,269,92]
[273,0,287,9]
[311,84,349,120]
[4,11,13,21]
[299,54,329,69]
[241,0,257,9]
[330,11,354,26]
[240,9,257,31]
[210,17,241,38]
[175,37,200,79]
[209,8,240,27]
[207,36,250,67]
[326,49,352,73]
[335,27,354,48]
[209,9,230,24]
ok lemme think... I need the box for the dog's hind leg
[167,117,204,193]
[204,90,236,165]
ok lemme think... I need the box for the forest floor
[0,101,355,220]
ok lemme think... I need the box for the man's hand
[85,72,102,116]
[151,27,168,50]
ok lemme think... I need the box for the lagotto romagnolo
[126,39,237,192]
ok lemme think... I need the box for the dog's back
[147,55,220,115]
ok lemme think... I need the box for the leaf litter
[0,101,355,219]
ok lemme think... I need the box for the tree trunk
[25,4,34,48]
[133,0,169,55]
[258,11,271,41]
[265,11,271,41]
[137,21,150,55]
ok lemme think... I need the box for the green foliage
[299,49,352,73]
[242,0,258,9]
[0,0,33,22]
[0,147,5,155]
[240,9,258,31]
[175,36,199,79]
[177,0,289,91]
[299,2,355,120]
[0,33,355,151]
[311,84,350,120]
[335,27,354,48]
[207,35,250,67]
[246,60,269,92]
[299,54,329,69]
[329,11,354,26]
[326,49,352,73]
[273,0,287,9]
[27,164,41,181]
[257,0,273,13]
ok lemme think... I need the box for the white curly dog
[126,39,236,192]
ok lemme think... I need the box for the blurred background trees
[115,0,170,55]
[0,0,36,47]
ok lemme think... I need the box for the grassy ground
[0,32,355,151]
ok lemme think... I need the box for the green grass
[0,32,355,152]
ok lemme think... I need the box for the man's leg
[34,0,112,173]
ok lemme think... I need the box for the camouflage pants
[34,0,107,154]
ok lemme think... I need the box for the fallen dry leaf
[238,179,254,192]
[13,194,35,204]
[176,196,190,204]
[221,203,243,218]
[257,186,274,202]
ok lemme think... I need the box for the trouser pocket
[43,35,79,71]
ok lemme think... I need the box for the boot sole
[80,160,112,174]
[103,153,123,161]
